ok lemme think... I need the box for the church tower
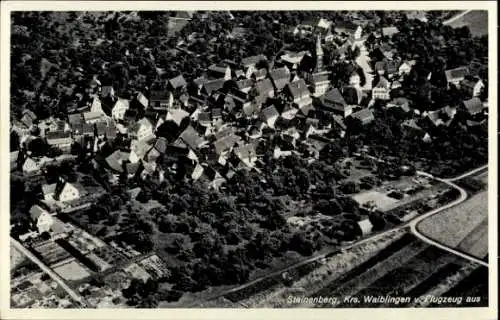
[315,34,324,72]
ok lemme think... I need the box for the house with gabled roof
[42,180,85,203]
[460,76,484,98]
[208,64,232,80]
[260,105,280,128]
[105,151,128,175]
[178,125,207,150]
[241,54,267,78]
[382,26,399,38]
[129,117,154,142]
[112,98,130,120]
[280,51,309,70]
[283,79,313,111]
[398,60,415,75]
[150,90,174,111]
[200,78,226,97]
[269,66,291,93]
[233,143,258,168]
[372,76,391,100]
[129,139,153,164]
[22,157,40,174]
[254,78,275,105]
[29,205,54,233]
[20,110,37,128]
[167,74,188,93]
[445,66,468,87]
[462,97,484,118]
[83,111,105,124]
[96,122,117,140]
[335,21,363,40]
[349,108,375,125]
[387,97,411,113]
[46,131,73,152]
[166,108,190,126]
[321,88,351,117]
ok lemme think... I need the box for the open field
[52,260,92,281]
[446,10,488,37]
[417,191,488,259]
[353,190,399,211]
[226,233,488,308]
[311,235,487,308]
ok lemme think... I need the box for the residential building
[445,66,468,87]
[112,98,130,120]
[22,157,40,174]
[46,131,73,152]
[460,76,484,97]
[29,205,54,234]
[321,88,351,117]
[349,108,375,125]
[372,76,391,100]
[208,64,232,80]
[150,91,174,110]
[381,26,399,38]
[269,67,291,92]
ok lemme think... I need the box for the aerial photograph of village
[9,9,489,309]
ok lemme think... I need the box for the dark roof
[374,76,390,89]
[269,67,291,91]
[350,108,375,123]
[208,64,229,74]
[445,67,468,82]
[341,86,363,105]
[46,130,71,141]
[154,137,168,153]
[203,79,226,95]
[179,125,205,150]
[236,79,254,90]
[463,97,483,115]
[286,79,310,100]
[323,88,346,106]
[261,105,279,120]
[150,90,171,101]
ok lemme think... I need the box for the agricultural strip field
[446,10,489,37]
[308,235,487,308]
[417,191,488,259]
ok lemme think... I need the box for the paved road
[355,40,373,91]
[195,163,489,305]
[11,238,89,307]
[411,169,489,267]
[443,10,473,25]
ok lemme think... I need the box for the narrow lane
[10,238,89,307]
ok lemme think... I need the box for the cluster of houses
[11,15,488,236]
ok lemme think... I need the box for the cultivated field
[213,232,487,308]
[446,10,489,37]
[417,191,488,259]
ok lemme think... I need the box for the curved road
[195,164,489,305]
[443,10,473,25]
[411,170,488,267]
